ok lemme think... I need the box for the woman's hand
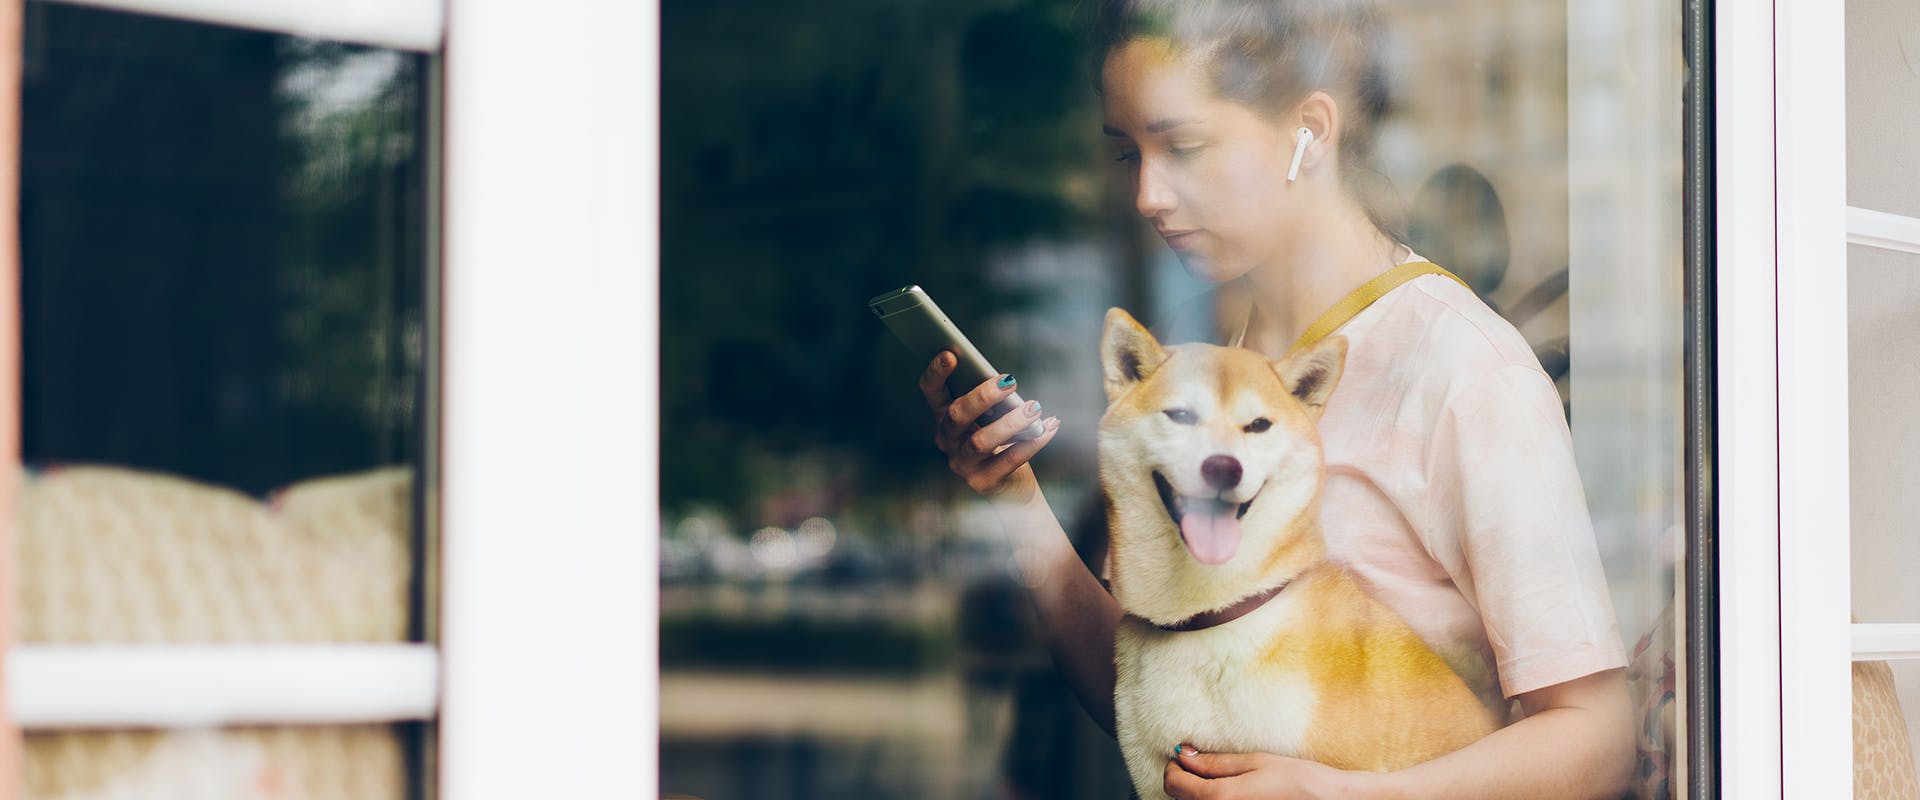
[919,351,1060,503]
[1163,747,1387,800]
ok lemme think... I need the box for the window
[660,0,1696,796]
[12,2,437,797]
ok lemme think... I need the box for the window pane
[662,0,1687,796]
[1848,244,1920,625]
[1847,0,1920,782]
[17,4,434,795]
[19,3,429,644]
[1845,0,1920,217]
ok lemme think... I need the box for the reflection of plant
[18,6,424,494]
[661,0,1103,518]
[273,41,424,474]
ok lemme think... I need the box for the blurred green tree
[661,0,1107,520]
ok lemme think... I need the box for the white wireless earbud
[1286,126,1312,183]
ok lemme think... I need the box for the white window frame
[5,0,661,796]
[1717,0,1853,795]
[439,0,657,798]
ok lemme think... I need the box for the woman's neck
[1238,196,1405,357]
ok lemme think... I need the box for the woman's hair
[1095,0,1402,239]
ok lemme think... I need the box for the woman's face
[1101,39,1306,283]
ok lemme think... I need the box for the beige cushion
[1855,659,1920,800]
[18,466,414,800]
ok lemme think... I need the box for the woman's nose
[1134,161,1176,219]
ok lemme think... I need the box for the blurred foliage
[661,0,1106,519]
[272,40,425,479]
[20,5,423,494]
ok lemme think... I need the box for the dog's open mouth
[1152,471,1254,566]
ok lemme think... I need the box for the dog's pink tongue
[1180,512,1242,565]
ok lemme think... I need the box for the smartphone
[869,285,1046,442]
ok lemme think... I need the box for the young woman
[917,1,1634,797]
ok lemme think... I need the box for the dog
[1097,307,1500,798]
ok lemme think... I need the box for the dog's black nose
[1201,455,1242,490]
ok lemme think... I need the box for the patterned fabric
[18,465,414,800]
[1854,659,1920,800]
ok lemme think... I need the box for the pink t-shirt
[1156,271,1626,719]
[1314,273,1625,715]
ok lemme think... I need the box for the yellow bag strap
[1287,261,1469,356]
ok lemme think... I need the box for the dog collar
[1148,581,1289,633]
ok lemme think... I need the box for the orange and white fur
[1098,308,1499,798]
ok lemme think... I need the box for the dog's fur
[1098,308,1499,798]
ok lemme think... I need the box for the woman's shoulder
[1345,270,1557,412]
[1372,270,1543,376]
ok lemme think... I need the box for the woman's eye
[1163,408,1198,425]
[1113,151,1140,164]
[1168,143,1205,158]
[1243,417,1272,433]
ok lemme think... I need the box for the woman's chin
[1172,251,1250,284]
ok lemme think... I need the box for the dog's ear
[1101,307,1168,402]
[1274,335,1347,418]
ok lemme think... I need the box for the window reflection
[19,5,429,797]
[662,0,1684,796]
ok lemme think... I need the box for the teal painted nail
[1173,744,1184,756]
[997,374,1016,388]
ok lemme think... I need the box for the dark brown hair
[1096,0,1401,239]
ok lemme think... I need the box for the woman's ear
[1294,90,1341,174]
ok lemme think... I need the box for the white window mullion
[1847,206,1920,256]
[1853,624,1920,662]
[1716,0,1783,793]
[441,0,654,797]
[7,644,438,729]
[1776,0,1853,796]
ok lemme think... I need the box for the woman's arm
[988,489,1125,734]
[917,353,1123,733]
[1163,667,1635,800]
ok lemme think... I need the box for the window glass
[19,3,428,642]
[1846,0,1920,780]
[1844,0,1920,217]
[662,1,1686,796]
[18,5,432,797]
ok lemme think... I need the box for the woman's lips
[1160,229,1199,250]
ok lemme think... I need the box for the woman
[918,0,1634,797]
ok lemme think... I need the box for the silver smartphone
[869,285,1046,442]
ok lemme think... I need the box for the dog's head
[1096,307,1346,624]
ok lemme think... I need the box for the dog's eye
[1244,417,1272,433]
[1163,408,1198,425]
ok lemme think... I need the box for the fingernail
[997,374,1016,389]
[1173,744,1185,756]
[1024,400,1041,417]
[1044,416,1061,431]
[1178,743,1199,756]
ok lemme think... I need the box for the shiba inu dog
[1097,308,1500,798]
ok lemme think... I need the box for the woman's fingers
[918,351,958,411]
[945,372,1018,430]
[966,397,1046,455]
[964,416,1061,494]
[1163,760,1212,800]
[1175,749,1260,779]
